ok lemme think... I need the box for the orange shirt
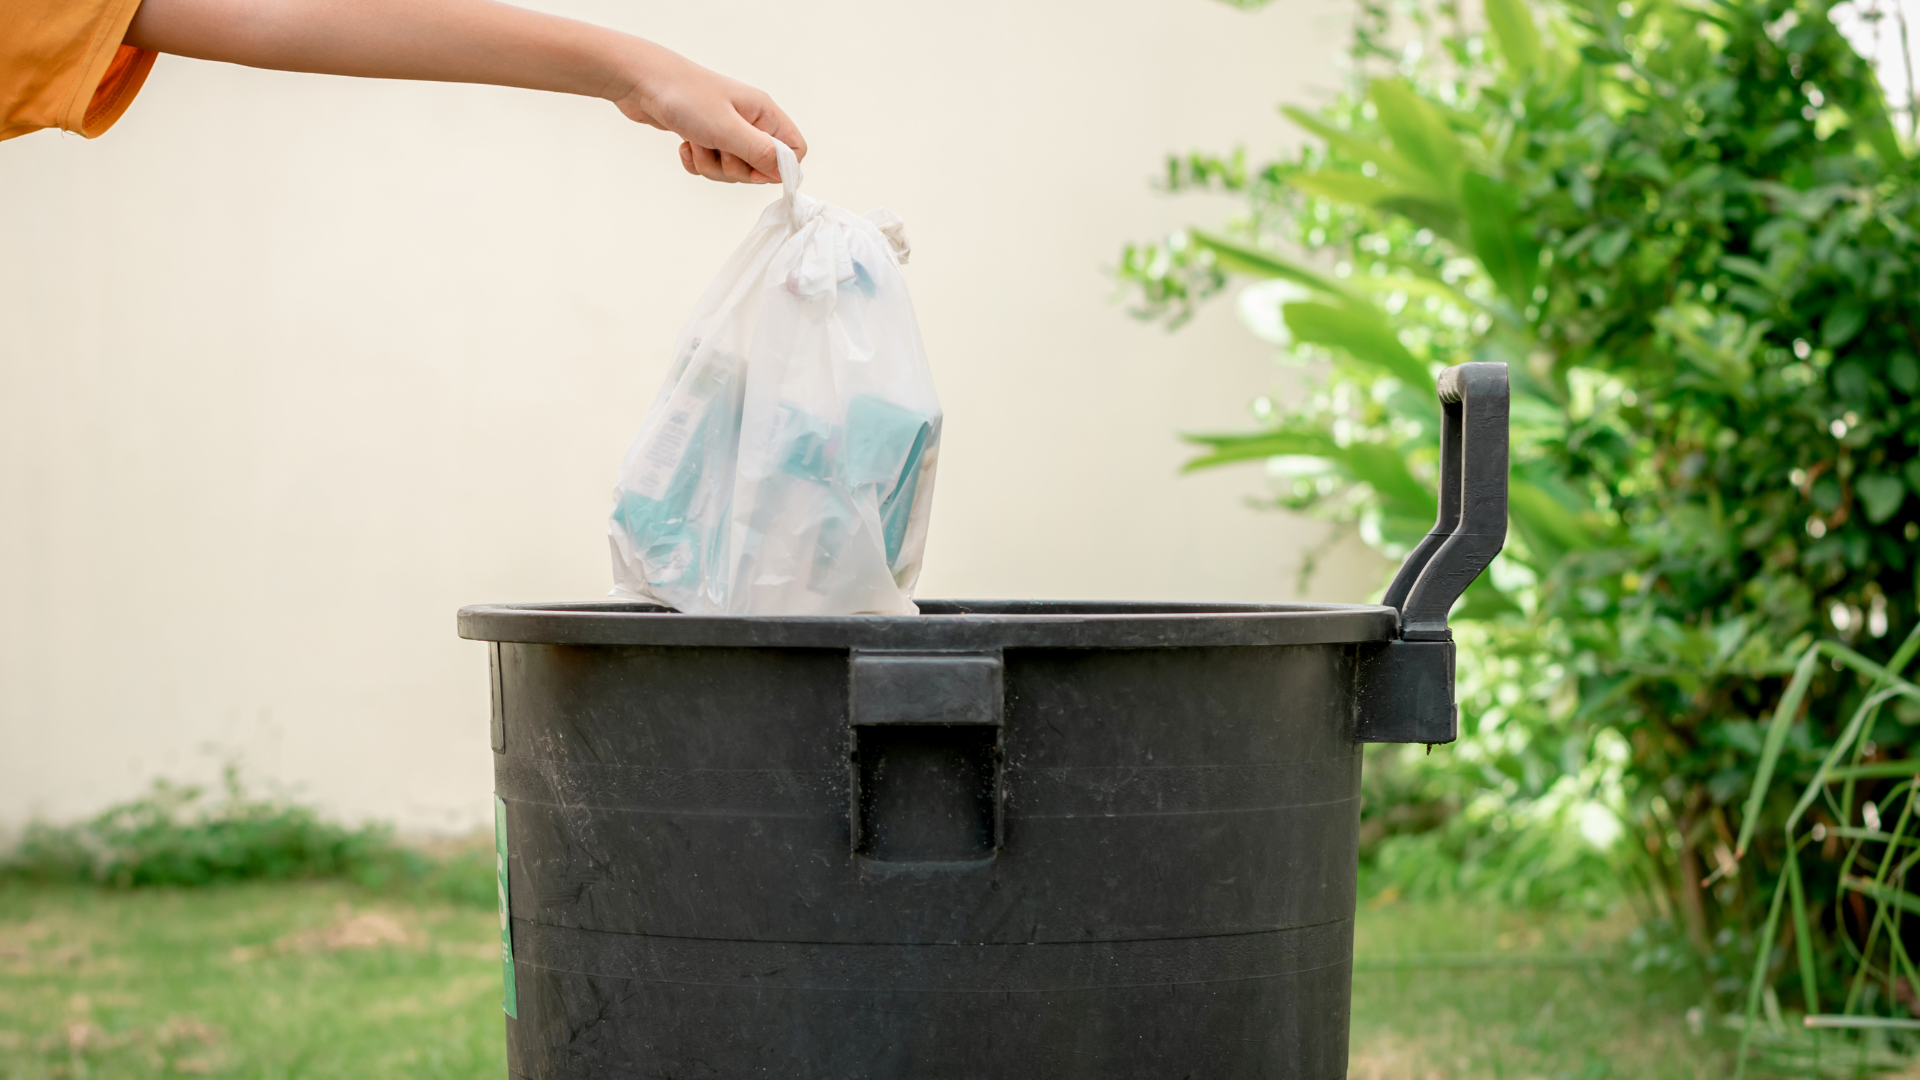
[2,0,155,142]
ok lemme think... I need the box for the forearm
[123,0,806,184]
[124,0,648,102]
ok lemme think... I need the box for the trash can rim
[457,599,1399,649]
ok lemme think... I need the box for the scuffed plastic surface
[609,143,940,615]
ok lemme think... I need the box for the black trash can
[460,363,1509,1079]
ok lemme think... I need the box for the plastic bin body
[462,362,1512,1079]
[464,600,1397,1080]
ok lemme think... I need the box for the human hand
[608,42,805,185]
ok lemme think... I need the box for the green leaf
[1373,197,1467,243]
[1368,80,1466,192]
[1862,109,1906,166]
[1288,170,1398,208]
[1453,571,1523,620]
[1823,300,1867,348]
[1719,255,1778,288]
[1179,423,1436,523]
[1281,300,1434,388]
[1286,169,1469,241]
[1347,269,1475,311]
[1725,284,1778,313]
[1857,475,1908,524]
[1893,353,1920,394]
[1179,427,1339,471]
[1186,230,1347,296]
[1281,107,1425,185]
[1620,149,1673,184]
[1289,172,1468,242]
[1507,478,1599,561]
[1485,0,1543,72]
[1590,228,1631,267]
[1340,440,1438,519]
[1460,172,1541,310]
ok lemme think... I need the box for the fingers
[689,104,791,183]
[696,86,803,182]
[741,95,806,162]
[682,144,728,182]
[734,91,806,167]
[722,147,760,183]
[730,122,785,184]
[680,143,778,184]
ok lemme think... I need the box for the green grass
[0,880,1812,1079]
[0,881,503,1079]
[1350,894,1731,1079]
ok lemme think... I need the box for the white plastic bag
[608,144,941,615]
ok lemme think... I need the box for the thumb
[719,120,787,183]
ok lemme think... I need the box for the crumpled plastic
[609,142,941,615]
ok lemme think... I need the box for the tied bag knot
[775,141,824,232]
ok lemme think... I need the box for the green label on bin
[496,795,517,1018]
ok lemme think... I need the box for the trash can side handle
[1380,362,1509,642]
[846,651,1006,862]
[848,652,1004,727]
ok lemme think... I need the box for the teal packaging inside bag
[764,395,934,576]
[845,395,934,569]
[613,349,741,591]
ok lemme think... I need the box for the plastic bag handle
[773,141,805,228]
[1379,362,1509,641]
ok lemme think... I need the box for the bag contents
[609,143,941,615]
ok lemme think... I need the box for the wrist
[595,34,671,109]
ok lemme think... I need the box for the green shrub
[1119,0,1920,987]
[1,768,490,906]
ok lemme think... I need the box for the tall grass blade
[1786,687,1911,836]
[1838,876,1920,917]
[1824,763,1920,782]
[1820,634,1920,698]
[1737,868,1793,1079]
[1786,845,1819,1015]
[1738,646,1822,856]
[1804,1015,1920,1030]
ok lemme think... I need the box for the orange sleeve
[1,0,157,143]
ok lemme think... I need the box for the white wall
[0,0,1375,832]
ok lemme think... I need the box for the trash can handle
[846,651,1005,862]
[1379,362,1509,642]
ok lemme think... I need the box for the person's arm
[124,0,803,183]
